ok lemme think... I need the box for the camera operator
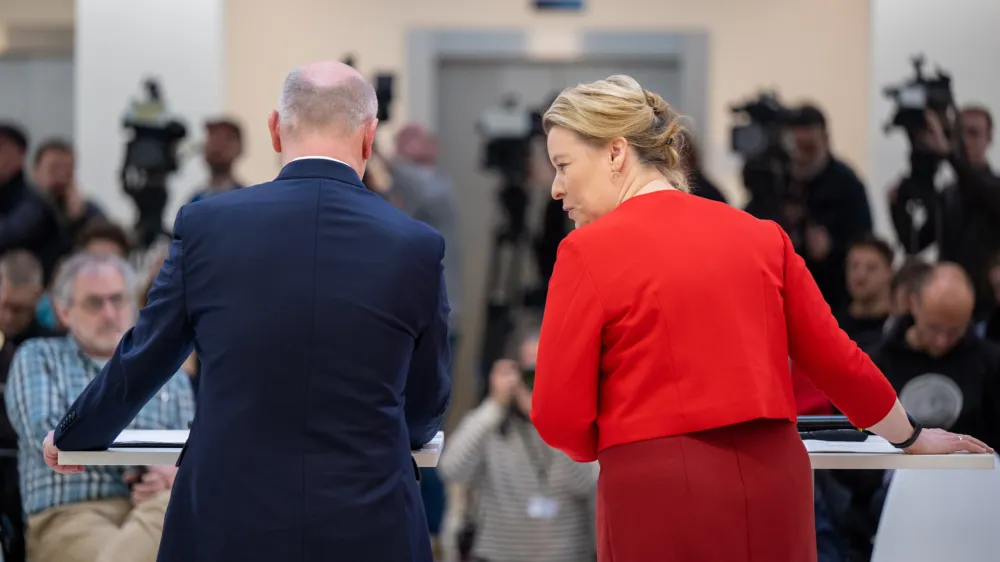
[748,105,873,311]
[438,329,597,562]
[890,106,1000,319]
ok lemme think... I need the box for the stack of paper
[804,435,901,454]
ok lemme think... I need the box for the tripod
[122,167,171,252]
[478,180,530,399]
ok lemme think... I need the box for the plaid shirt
[4,336,196,515]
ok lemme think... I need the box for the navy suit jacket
[53,158,452,562]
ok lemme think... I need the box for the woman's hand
[904,428,994,456]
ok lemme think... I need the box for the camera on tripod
[121,79,187,178]
[882,54,955,142]
[120,78,188,250]
[476,94,546,184]
[475,94,551,389]
[729,91,796,161]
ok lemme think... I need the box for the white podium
[59,430,445,467]
[59,431,992,471]
[805,435,994,470]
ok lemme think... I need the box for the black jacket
[0,171,61,281]
[745,157,872,311]
[870,315,1000,445]
[891,161,1000,318]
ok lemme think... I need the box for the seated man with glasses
[4,253,194,562]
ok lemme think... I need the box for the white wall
[870,0,1000,241]
[0,57,74,155]
[75,0,225,225]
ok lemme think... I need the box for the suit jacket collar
[276,157,365,189]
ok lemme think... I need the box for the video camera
[121,79,187,177]
[476,94,548,184]
[729,91,796,161]
[120,78,188,250]
[882,54,956,142]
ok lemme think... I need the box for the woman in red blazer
[530,75,991,562]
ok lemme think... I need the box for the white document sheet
[804,435,902,454]
[113,429,189,447]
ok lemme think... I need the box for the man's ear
[54,302,71,331]
[362,119,379,161]
[267,110,282,153]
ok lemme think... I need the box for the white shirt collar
[290,156,350,167]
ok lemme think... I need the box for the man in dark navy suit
[40,60,451,562]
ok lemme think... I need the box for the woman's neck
[617,169,676,205]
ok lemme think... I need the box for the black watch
[889,414,923,449]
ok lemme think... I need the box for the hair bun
[644,90,669,117]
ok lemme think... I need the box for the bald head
[277,61,377,136]
[395,123,437,164]
[269,60,380,175]
[915,263,975,310]
[909,263,975,357]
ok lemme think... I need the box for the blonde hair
[543,74,689,192]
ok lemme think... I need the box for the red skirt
[596,418,816,562]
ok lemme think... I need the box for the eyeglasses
[78,293,128,313]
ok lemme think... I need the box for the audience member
[4,253,195,562]
[836,236,894,352]
[0,251,55,562]
[979,251,1000,344]
[74,220,131,259]
[438,330,597,562]
[31,140,105,261]
[872,263,1000,445]
[891,106,1000,319]
[34,220,132,334]
[389,123,462,336]
[188,118,244,203]
[744,105,873,311]
[890,258,933,318]
[0,124,61,282]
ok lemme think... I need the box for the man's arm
[403,235,452,450]
[53,208,195,451]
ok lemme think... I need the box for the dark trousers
[0,455,25,562]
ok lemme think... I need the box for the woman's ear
[609,137,628,169]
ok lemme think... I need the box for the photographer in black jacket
[890,105,1000,320]
[766,105,873,311]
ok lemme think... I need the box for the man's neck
[281,137,365,177]
[849,295,891,318]
[209,170,235,189]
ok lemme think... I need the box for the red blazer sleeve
[778,224,897,428]
[791,361,833,416]
[531,238,602,462]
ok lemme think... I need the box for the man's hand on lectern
[43,429,84,475]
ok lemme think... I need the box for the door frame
[406,28,709,137]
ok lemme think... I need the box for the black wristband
[890,414,923,449]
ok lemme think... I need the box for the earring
[611,171,621,183]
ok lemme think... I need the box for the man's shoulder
[9,337,73,380]
[827,157,866,188]
[13,336,71,360]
